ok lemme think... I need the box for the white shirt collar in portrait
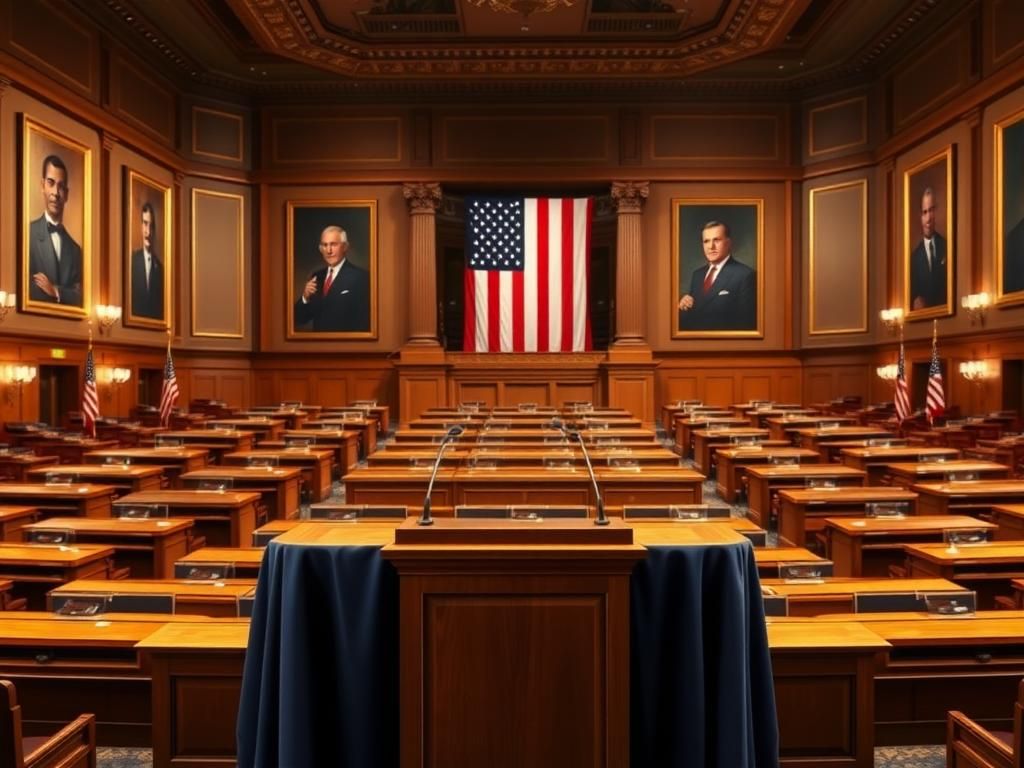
[45,213,62,260]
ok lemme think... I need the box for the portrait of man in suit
[908,187,948,310]
[1000,114,1024,299]
[129,201,165,321]
[293,225,371,333]
[28,153,83,308]
[674,203,761,336]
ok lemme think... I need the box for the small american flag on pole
[464,197,592,353]
[81,345,99,438]
[926,322,945,425]
[159,343,179,428]
[894,339,910,422]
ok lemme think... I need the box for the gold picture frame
[995,107,1024,306]
[671,198,764,338]
[19,115,92,319]
[287,200,378,340]
[903,146,955,320]
[124,169,172,330]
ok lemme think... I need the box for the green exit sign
[50,348,66,359]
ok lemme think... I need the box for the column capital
[403,182,442,214]
[610,181,649,214]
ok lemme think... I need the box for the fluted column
[610,181,649,344]
[403,182,442,345]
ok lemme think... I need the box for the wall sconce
[2,364,37,406]
[0,291,16,322]
[961,292,991,324]
[98,366,131,401]
[876,364,899,382]
[958,360,996,384]
[879,307,904,333]
[96,304,122,333]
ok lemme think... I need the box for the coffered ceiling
[75,0,951,96]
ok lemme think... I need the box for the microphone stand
[552,418,608,526]
[418,426,463,526]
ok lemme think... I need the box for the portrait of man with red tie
[904,148,954,318]
[674,202,760,337]
[22,118,91,318]
[289,203,375,337]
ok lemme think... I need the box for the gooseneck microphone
[551,418,609,526]
[418,425,464,526]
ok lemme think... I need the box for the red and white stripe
[464,197,592,353]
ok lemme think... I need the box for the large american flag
[159,346,180,427]
[81,346,99,438]
[926,327,945,424]
[464,197,592,353]
[894,341,910,422]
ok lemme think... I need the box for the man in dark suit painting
[909,187,948,310]
[293,225,370,332]
[130,202,164,320]
[28,154,82,307]
[1004,214,1024,295]
[678,220,756,331]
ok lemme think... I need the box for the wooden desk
[989,504,1024,540]
[674,417,747,458]
[753,546,830,578]
[0,453,60,481]
[840,446,960,484]
[0,483,116,518]
[138,621,249,768]
[239,409,308,430]
[308,418,378,457]
[180,466,302,520]
[691,428,771,474]
[26,464,164,495]
[744,465,866,528]
[884,460,1012,489]
[714,447,820,503]
[84,447,210,486]
[765,416,857,442]
[23,438,119,464]
[767,621,888,768]
[148,430,256,462]
[51,577,256,617]
[903,541,1024,608]
[746,408,814,428]
[208,418,286,442]
[21,517,193,579]
[824,516,996,577]
[223,448,334,501]
[762,576,966,616]
[114,491,260,548]
[343,467,455,514]
[0,505,39,542]
[910,479,1024,517]
[278,429,360,471]
[0,542,114,609]
[796,428,896,461]
[777,487,918,549]
[174,547,264,579]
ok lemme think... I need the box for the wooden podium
[382,518,645,768]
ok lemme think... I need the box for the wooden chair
[0,679,95,768]
[948,678,1024,768]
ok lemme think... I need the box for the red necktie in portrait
[701,266,716,295]
[322,268,335,296]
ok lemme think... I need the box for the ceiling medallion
[468,0,574,19]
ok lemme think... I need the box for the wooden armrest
[993,595,1017,611]
[24,712,95,768]
[947,710,1013,768]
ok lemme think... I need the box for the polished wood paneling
[648,110,784,164]
[806,96,869,159]
[988,0,1024,71]
[807,179,868,335]
[268,112,404,166]
[109,54,176,146]
[191,105,246,164]
[191,187,246,339]
[656,357,803,410]
[891,24,973,132]
[438,112,613,165]
[3,0,98,100]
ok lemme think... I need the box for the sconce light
[879,307,904,333]
[98,366,131,400]
[0,291,16,322]
[2,364,37,406]
[95,305,122,333]
[958,360,996,384]
[961,292,991,324]
[876,364,899,382]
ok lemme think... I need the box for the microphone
[552,418,608,526]
[418,425,464,526]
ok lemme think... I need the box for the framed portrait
[671,199,763,338]
[123,169,172,329]
[903,146,955,320]
[19,116,92,319]
[287,201,377,339]
[996,108,1024,306]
